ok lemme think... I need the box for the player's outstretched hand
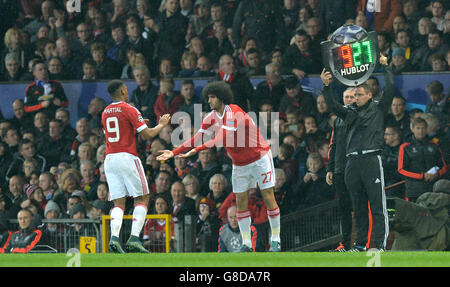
[156,149,174,161]
[159,114,171,126]
[320,68,333,86]
[379,53,388,66]
[178,149,197,158]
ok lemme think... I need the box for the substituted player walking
[102,80,171,253]
[157,81,281,252]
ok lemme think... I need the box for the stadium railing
[8,218,102,253]
[255,200,342,252]
[101,214,172,253]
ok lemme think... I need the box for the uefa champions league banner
[0,74,447,128]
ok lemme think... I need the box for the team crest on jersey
[138,115,144,122]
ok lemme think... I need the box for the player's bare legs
[109,197,126,253]
[260,187,281,251]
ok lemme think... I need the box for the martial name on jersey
[103,107,122,114]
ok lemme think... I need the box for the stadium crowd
[0,0,449,253]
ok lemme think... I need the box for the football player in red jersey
[157,81,281,252]
[102,80,171,253]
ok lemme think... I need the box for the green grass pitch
[1,252,449,267]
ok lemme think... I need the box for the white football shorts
[232,150,276,193]
[104,152,150,201]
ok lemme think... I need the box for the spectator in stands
[398,117,448,202]
[216,54,254,112]
[282,0,299,38]
[382,125,405,198]
[232,0,286,54]
[129,64,159,126]
[22,183,46,212]
[89,199,109,220]
[38,172,57,201]
[429,53,448,71]
[402,0,421,31]
[239,48,265,77]
[278,75,317,117]
[40,199,63,251]
[412,30,449,71]
[182,174,201,207]
[390,47,414,74]
[170,181,196,224]
[204,24,234,65]
[52,168,81,215]
[153,77,184,119]
[294,152,334,210]
[32,111,49,141]
[1,52,27,82]
[156,0,189,67]
[356,0,402,33]
[3,208,42,253]
[87,97,106,131]
[425,80,449,128]
[178,51,198,77]
[143,195,173,252]
[253,63,284,113]
[150,170,173,209]
[305,17,326,52]
[4,175,26,219]
[385,95,411,140]
[79,160,99,201]
[275,143,299,187]
[377,31,393,62]
[157,57,175,80]
[81,59,97,81]
[54,108,76,143]
[10,99,33,134]
[125,19,155,72]
[6,139,46,181]
[190,0,212,36]
[193,55,215,77]
[281,29,321,79]
[218,205,261,252]
[207,173,228,213]
[106,22,128,67]
[73,22,94,61]
[36,38,56,62]
[430,0,446,31]
[190,148,222,196]
[178,79,202,122]
[0,141,13,189]
[55,37,82,80]
[1,27,32,74]
[67,203,89,249]
[90,42,121,80]
[2,126,20,155]
[273,168,295,215]
[47,56,67,81]
[24,59,69,119]
[422,113,450,163]
[393,30,414,62]
[196,196,221,252]
[70,118,91,161]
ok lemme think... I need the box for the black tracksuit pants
[334,172,353,248]
[345,154,389,249]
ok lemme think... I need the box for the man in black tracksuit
[326,87,356,251]
[321,58,394,251]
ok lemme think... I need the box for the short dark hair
[412,117,427,127]
[202,81,233,105]
[107,80,124,97]
[32,59,46,71]
[426,80,443,95]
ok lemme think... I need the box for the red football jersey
[101,101,147,157]
[173,104,270,166]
